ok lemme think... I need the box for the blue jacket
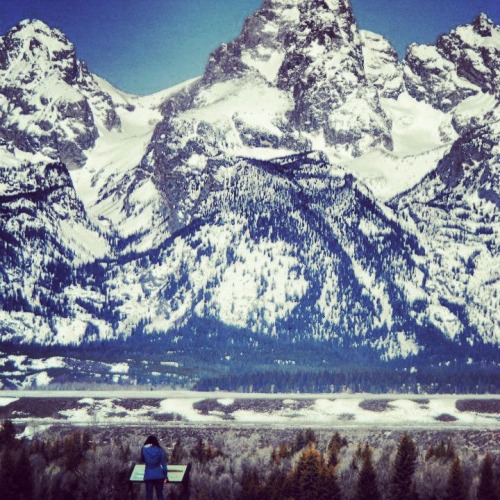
[141,445,168,480]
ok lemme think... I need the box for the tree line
[194,367,500,394]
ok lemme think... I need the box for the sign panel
[130,464,188,483]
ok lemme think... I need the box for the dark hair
[144,435,161,447]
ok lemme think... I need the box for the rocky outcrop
[437,14,500,95]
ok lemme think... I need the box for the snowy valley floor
[0,392,498,435]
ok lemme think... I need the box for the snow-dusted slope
[71,78,197,247]
[346,93,457,200]
[106,153,427,354]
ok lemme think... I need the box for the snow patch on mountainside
[346,145,450,201]
[211,237,308,330]
[331,90,458,199]
[452,92,499,133]
[381,93,456,156]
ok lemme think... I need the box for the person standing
[141,435,168,500]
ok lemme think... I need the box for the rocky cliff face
[205,0,393,153]
[274,0,392,151]
[0,2,498,375]
[143,0,400,238]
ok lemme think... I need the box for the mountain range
[0,0,498,389]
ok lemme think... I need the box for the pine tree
[292,430,306,453]
[290,445,325,500]
[191,437,207,463]
[351,442,364,470]
[171,437,186,463]
[15,446,34,500]
[0,447,16,500]
[287,444,343,500]
[355,444,381,500]
[240,465,263,500]
[0,420,16,447]
[110,467,135,500]
[197,490,210,500]
[445,456,468,500]
[425,444,435,462]
[318,464,342,500]
[263,466,287,500]
[0,445,33,500]
[63,432,84,471]
[327,432,346,468]
[446,441,456,460]
[390,434,419,500]
[477,453,496,500]
[304,429,318,448]
[48,435,63,461]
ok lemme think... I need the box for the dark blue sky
[0,0,498,95]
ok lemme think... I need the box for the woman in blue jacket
[141,435,168,500]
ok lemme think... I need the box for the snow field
[0,395,497,429]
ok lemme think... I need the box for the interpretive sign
[129,464,190,483]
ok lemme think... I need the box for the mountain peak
[9,18,71,52]
[16,18,61,34]
[472,13,495,36]
[0,18,123,168]
[0,2,498,376]
[0,18,77,84]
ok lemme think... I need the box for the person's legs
[145,480,154,500]
[153,478,164,500]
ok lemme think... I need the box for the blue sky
[0,0,498,95]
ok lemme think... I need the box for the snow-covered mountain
[0,0,498,387]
